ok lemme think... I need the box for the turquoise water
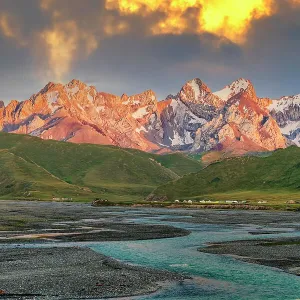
[89,210,300,300]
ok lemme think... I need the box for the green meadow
[150,146,300,208]
[0,132,202,201]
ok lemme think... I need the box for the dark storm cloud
[73,33,243,100]
[0,0,300,103]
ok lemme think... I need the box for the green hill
[149,146,300,204]
[0,132,202,201]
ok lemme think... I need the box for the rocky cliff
[0,77,296,155]
[269,95,300,146]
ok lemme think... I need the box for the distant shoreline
[2,198,300,211]
[93,202,300,212]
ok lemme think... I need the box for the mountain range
[1,78,299,156]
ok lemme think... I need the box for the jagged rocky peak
[38,81,58,95]
[121,93,129,101]
[122,90,158,108]
[165,94,177,100]
[213,78,253,101]
[179,78,211,102]
[64,79,87,94]
[269,94,300,146]
[177,78,225,111]
[0,77,296,155]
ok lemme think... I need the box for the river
[1,204,300,299]
[89,208,300,300]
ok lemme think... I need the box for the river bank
[1,201,300,299]
[0,247,187,299]
[94,202,300,212]
[0,201,191,299]
[199,237,300,276]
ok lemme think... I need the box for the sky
[1,0,300,103]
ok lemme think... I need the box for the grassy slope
[0,149,90,200]
[0,132,202,201]
[150,146,300,204]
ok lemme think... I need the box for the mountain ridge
[0,77,299,155]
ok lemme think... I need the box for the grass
[150,146,300,205]
[0,132,203,201]
[2,132,300,209]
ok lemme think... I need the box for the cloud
[0,12,27,46]
[1,0,300,85]
[102,15,129,36]
[199,0,275,43]
[38,21,98,81]
[105,0,275,43]
[36,0,100,81]
[36,0,131,81]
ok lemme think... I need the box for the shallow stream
[90,209,300,300]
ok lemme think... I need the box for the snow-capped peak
[179,78,211,102]
[269,94,300,112]
[188,79,202,100]
[213,78,250,101]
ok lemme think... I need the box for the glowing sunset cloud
[39,21,98,81]
[1,0,300,85]
[106,0,275,43]
[38,0,99,81]
[200,0,274,43]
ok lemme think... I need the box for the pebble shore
[0,247,187,299]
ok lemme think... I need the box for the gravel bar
[199,237,300,276]
[0,247,188,299]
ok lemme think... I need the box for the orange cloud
[289,0,300,5]
[39,21,98,81]
[103,16,129,36]
[0,0,286,81]
[37,1,100,81]
[0,13,27,46]
[106,0,275,43]
[200,0,274,43]
[40,0,56,11]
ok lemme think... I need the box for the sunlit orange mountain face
[0,77,298,156]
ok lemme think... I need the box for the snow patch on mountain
[281,120,300,135]
[122,100,130,105]
[87,94,94,103]
[189,79,201,99]
[269,95,300,112]
[46,91,58,105]
[132,107,149,119]
[46,91,60,113]
[214,78,250,101]
[66,86,79,95]
[170,131,183,146]
[123,99,140,105]
[96,106,105,113]
[136,126,147,134]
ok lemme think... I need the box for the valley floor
[0,201,189,299]
[1,201,300,299]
